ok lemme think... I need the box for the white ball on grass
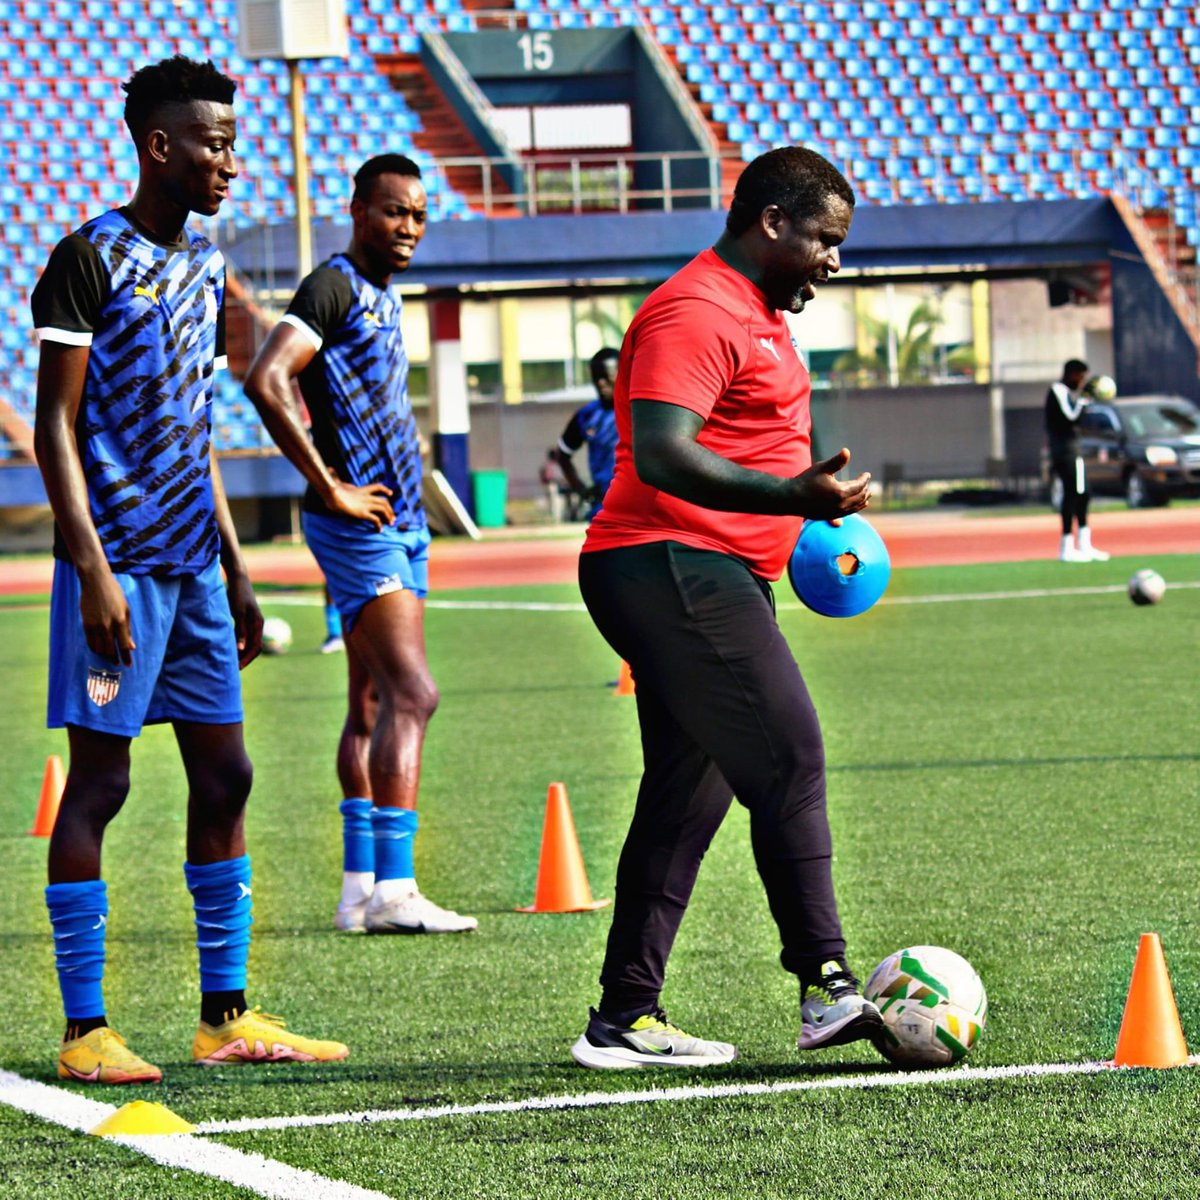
[261,616,294,655]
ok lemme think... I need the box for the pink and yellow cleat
[58,1026,163,1085]
[193,1008,349,1066]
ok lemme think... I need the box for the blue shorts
[48,558,244,737]
[302,511,431,633]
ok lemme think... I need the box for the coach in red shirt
[570,147,883,1070]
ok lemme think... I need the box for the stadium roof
[221,198,1124,293]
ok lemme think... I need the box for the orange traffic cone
[30,754,65,837]
[1112,932,1190,1068]
[516,783,610,913]
[613,660,635,696]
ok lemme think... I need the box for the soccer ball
[261,616,294,655]
[1128,569,1166,606]
[864,945,987,1068]
[1085,374,1117,402]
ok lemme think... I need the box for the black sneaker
[571,1007,737,1069]
[798,959,883,1050]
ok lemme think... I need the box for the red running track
[1,507,1196,595]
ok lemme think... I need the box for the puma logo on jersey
[134,283,163,306]
[364,311,383,328]
[759,337,781,362]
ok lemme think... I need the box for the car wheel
[1125,471,1165,508]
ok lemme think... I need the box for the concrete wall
[812,385,995,483]
[0,386,1058,550]
[460,385,1043,501]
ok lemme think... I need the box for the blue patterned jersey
[559,397,618,492]
[31,208,226,575]
[284,254,425,531]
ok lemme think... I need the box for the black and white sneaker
[798,960,883,1050]
[571,1007,737,1069]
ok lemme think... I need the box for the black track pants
[1052,447,1090,535]
[578,541,846,1014]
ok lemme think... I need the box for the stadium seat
[0,0,1196,421]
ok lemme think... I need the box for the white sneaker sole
[570,1034,737,1069]
[334,907,368,934]
[365,915,478,935]
[797,1004,883,1050]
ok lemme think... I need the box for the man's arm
[33,342,135,664]
[551,411,588,495]
[210,451,262,668]
[631,400,870,520]
[1052,382,1089,423]
[243,322,395,530]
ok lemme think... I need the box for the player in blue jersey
[244,155,476,936]
[552,347,620,520]
[32,56,348,1084]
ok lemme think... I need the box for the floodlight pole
[287,58,314,282]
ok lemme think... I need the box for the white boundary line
[12,581,1199,617]
[0,1068,392,1200]
[196,1059,1121,1135]
[421,580,1200,613]
[4,1057,1190,1189]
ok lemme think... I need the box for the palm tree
[832,297,971,386]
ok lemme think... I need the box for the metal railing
[424,149,728,215]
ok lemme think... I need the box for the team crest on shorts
[373,573,405,597]
[86,667,122,707]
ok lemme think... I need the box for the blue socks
[45,879,108,1021]
[345,802,419,881]
[183,855,253,993]
[48,863,252,1030]
[325,602,343,639]
[371,806,418,882]
[340,797,374,873]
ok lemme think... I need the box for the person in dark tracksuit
[1045,358,1109,562]
[570,147,884,1070]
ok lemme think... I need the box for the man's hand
[227,571,263,669]
[792,448,871,522]
[79,567,135,665]
[328,477,395,531]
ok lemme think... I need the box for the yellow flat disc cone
[89,1100,196,1136]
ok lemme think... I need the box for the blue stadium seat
[0,0,1194,338]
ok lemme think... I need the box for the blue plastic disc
[788,512,891,618]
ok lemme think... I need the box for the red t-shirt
[582,248,811,580]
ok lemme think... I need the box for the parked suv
[1048,395,1200,509]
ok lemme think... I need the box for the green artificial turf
[1,552,1198,1197]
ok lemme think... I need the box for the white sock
[1078,527,1093,551]
[372,877,418,904]
[1059,534,1076,558]
[340,871,374,908]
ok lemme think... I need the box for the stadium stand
[0,0,1196,459]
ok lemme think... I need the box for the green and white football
[865,945,987,1067]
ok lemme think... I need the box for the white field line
[196,1058,1127,1135]
[16,581,1197,617]
[428,579,1200,612]
[0,1068,393,1200]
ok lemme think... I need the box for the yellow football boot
[193,1008,349,1065]
[58,1026,163,1085]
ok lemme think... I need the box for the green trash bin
[471,469,508,528]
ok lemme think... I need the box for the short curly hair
[725,147,855,237]
[354,154,423,202]
[122,56,237,141]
